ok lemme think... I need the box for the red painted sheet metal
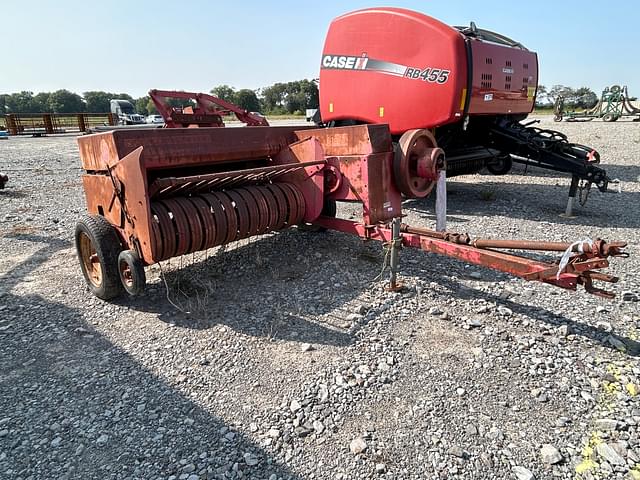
[319,7,468,133]
[466,40,538,115]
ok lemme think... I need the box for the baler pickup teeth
[149,183,306,261]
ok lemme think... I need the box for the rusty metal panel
[276,137,326,223]
[326,152,401,225]
[294,124,393,156]
[363,152,402,224]
[77,126,316,172]
[81,175,122,227]
[77,131,120,171]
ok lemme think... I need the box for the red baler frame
[77,124,626,300]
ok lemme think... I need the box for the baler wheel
[602,113,616,122]
[75,215,123,300]
[486,155,513,175]
[394,129,439,198]
[118,250,146,296]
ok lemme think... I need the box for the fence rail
[3,113,117,135]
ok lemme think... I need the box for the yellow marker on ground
[575,432,602,475]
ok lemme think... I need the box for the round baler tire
[118,250,146,296]
[75,214,123,300]
[486,155,513,176]
[602,113,616,122]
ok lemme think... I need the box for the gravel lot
[0,117,639,480]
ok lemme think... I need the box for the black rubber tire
[602,113,615,122]
[553,114,562,122]
[298,199,337,232]
[486,155,513,175]
[75,214,123,300]
[117,250,146,296]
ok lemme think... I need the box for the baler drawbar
[75,123,627,300]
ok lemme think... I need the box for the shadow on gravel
[405,181,640,228]
[108,223,640,358]
[425,266,640,358]
[0,296,301,479]
[115,230,366,347]
[0,189,28,199]
[0,232,70,291]
[598,164,640,183]
[0,229,300,479]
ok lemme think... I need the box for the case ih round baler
[319,7,609,206]
[73,8,627,301]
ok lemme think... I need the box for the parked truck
[110,99,146,126]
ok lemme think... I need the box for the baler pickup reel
[75,124,627,301]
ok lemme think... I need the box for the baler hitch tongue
[472,237,628,298]
[391,224,628,298]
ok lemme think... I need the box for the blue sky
[2,1,638,97]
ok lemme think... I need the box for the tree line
[4,82,621,115]
[0,80,319,116]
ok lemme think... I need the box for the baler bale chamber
[75,123,626,301]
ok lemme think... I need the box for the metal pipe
[401,224,446,239]
[388,217,401,290]
[400,224,470,245]
[435,170,447,232]
[472,239,576,252]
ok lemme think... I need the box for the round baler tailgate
[466,39,538,115]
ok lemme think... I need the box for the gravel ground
[0,117,639,480]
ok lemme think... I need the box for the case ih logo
[322,54,450,84]
[322,55,369,70]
